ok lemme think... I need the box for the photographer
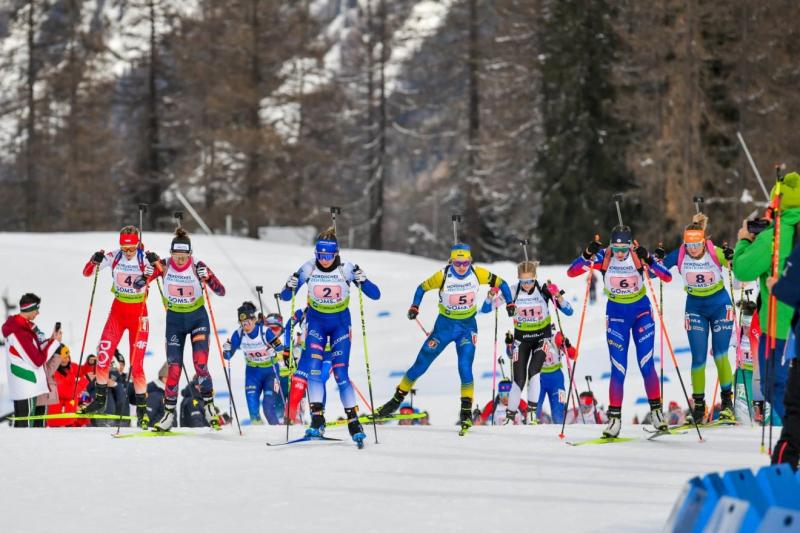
[733,171,800,421]
[767,241,800,469]
[1,293,62,427]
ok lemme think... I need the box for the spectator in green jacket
[733,171,800,421]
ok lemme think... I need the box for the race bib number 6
[609,275,639,292]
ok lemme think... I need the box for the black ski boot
[135,393,149,429]
[602,407,622,438]
[719,390,735,423]
[305,402,326,438]
[690,394,706,425]
[375,388,408,418]
[346,407,366,448]
[80,384,108,414]
[458,397,473,436]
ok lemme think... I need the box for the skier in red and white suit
[80,226,160,428]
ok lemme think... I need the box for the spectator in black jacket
[180,374,208,428]
[768,242,800,470]
[145,363,169,428]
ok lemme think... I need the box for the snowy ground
[0,232,771,532]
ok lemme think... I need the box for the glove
[286,273,299,290]
[504,331,514,345]
[143,264,154,277]
[222,340,232,360]
[196,266,209,280]
[505,303,516,317]
[723,246,734,261]
[91,251,105,265]
[583,239,603,259]
[353,267,367,284]
[653,246,666,261]
[545,283,562,298]
[635,245,653,265]
[145,251,160,265]
[498,357,506,366]
[282,349,291,365]
[407,305,419,320]
[489,286,499,296]
[555,332,577,360]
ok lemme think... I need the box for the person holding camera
[733,172,800,422]
[1,293,62,427]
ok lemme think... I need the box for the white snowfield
[0,233,770,532]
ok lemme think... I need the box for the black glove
[407,305,419,320]
[505,303,516,317]
[146,251,160,265]
[504,331,514,345]
[635,245,653,265]
[723,246,734,261]
[583,239,603,259]
[653,246,666,261]
[91,251,105,265]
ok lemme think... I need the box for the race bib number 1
[168,285,195,298]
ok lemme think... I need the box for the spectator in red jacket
[47,345,90,427]
[1,293,62,427]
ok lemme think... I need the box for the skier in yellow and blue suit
[375,243,514,430]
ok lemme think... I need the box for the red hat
[119,232,140,247]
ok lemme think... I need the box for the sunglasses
[611,246,630,254]
[316,252,336,261]
[121,246,137,253]
[452,260,471,268]
[519,278,535,285]
[685,242,703,249]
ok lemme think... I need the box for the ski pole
[350,379,373,412]
[659,269,665,401]
[114,283,150,434]
[709,377,719,424]
[203,283,242,435]
[585,375,597,422]
[491,306,498,425]
[357,282,379,444]
[254,285,287,417]
[639,245,704,442]
[550,289,584,424]
[73,268,100,402]
[559,259,594,439]
[285,275,298,441]
[273,293,283,318]
[414,317,431,337]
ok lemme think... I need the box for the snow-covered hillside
[0,232,771,533]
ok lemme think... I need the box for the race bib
[313,285,343,301]
[608,275,639,292]
[686,271,715,287]
[517,306,544,320]
[115,272,137,288]
[448,292,475,307]
[168,284,195,299]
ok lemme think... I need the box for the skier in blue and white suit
[223,302,285,425]
[279,227,381,445]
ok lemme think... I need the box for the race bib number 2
[313,285,342,301]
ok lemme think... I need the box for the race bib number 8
[168,285,195,298]
[686,271,714,286]
[609,275,639,292]
[448,292,475,306]
[313,285,342,301]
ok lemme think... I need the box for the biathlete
[654,213,736,423]
[80,226,160,428]
[152,228,226,431]
[567,226,672,437]
[375,243,513,432]
[480,260,574,424]
[279,228,380,445]
[223,303,285,425]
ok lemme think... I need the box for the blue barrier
[704,496,761,533]
[757,507,800,532]
[722,469,769,517]
[756,464,800,510]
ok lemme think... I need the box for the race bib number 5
[448,292,475,307]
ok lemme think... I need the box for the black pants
[13,399,46,428]
[511,328,549,392]
[772,359,800,470]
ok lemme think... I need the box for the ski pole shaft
[273,293,283,318]
[73,268,100,402]
[285,281,298,441]
[709,377,720,424]
[203,283,242,435]
[414,317,430,337]
[559,265,593,439]
[659,279,664,399]
[551,298,584,423]
[491,307,498,425]
[350,379,374,412]
[358,286,379,444]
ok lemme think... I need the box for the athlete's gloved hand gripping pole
[73,266,100,402]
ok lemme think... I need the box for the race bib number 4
[609,275,639,293]
[448,292,475,307]
[313,285,342,301]
[115,273,137,289]
[168,284,195,298]
[686,271,715,287]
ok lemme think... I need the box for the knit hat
[450,243,472,261]
[772,171,800,210]
[171,228,191,253]
[610,225,633,246]
[19,293,41,313]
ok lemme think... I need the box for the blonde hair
[517,261,539,277]
[317,226,337,240]
[687,213,708,232]
[120,225,138,235]
[175,227,189,238]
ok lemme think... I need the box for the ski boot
[602,407,622,438]
[458,397,473,436]
[250,418,264,426]
[689,394,706,425]
[135,393,149,429]
[649,400,668,432]
[304,402,326,438]
[80,384,108,414]
[375,388,408,418]
[718,390,735,424]
[153,406,176,432]
[203,398,222,430]
[527,403,538,425]
[504,410,517,425]
[346,407,366,448]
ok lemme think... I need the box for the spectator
[145,363,169,428]
[47,345,90,427]
[180,375,208,428]
[1,293,62,427]
[108,353,130,426]
[767,240,800,469]
[565,391,608,424]
[733,171,800,421]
